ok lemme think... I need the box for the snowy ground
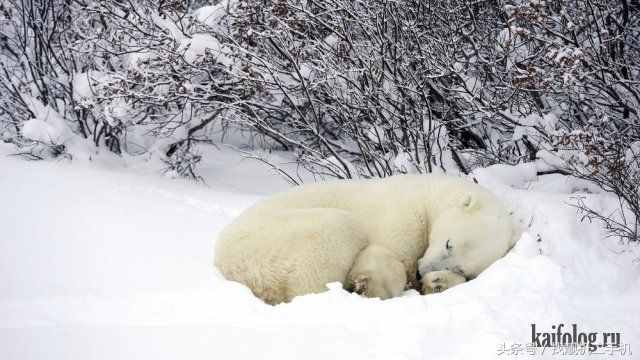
[1,145,639,360]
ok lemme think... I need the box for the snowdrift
[1,151,638,360]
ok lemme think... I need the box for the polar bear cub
[346,245,407,300]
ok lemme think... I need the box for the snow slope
[1,149,639,360]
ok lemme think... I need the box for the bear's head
[418,193,514,281]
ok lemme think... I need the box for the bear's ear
[460,194,480,212]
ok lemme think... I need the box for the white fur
[214,174,515,304]
[421,270,466,294]
[418,183,517,290]
[215,208,368,304]
[346,245,407,300]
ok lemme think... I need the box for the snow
[20,97,72,144]
[125,51,153,72]
[180,33,233,67]
[150,7,234,67]
[72,72,95,100]
[513,112,560,142]
[1,150,639,359]
[193,1,235,30]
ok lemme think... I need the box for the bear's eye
[446,239,453,251]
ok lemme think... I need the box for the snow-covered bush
[223,0,510,178]
[495,0,640,242]
[0,0,247,170]
[216,0,639,239]
[0,0,638,240]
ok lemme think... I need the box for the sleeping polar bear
[418,191,518,294]
[214,174,516,304]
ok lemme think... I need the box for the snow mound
[20,97,71,144]
[193,1,235,29]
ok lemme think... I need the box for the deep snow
[1,146,639,360]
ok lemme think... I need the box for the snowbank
[1,154,638,360]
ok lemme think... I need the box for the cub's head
[418,193,514,281]
[346,245,407,300]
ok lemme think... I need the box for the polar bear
[214,174,515,304]
[418,193,517,292]
[214,207,405,304]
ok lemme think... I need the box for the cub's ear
[460,193,480,212]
